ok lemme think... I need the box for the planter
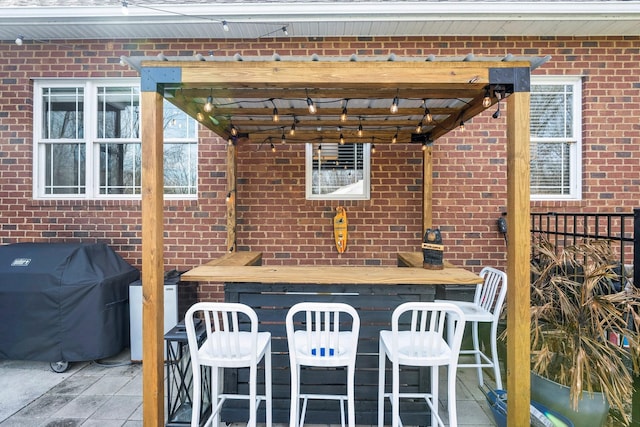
[530,372,609,427]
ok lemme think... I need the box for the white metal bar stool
[378,302,466,427]
[185,302,272,427]
[286,302,360,427]
[436,266,507,389]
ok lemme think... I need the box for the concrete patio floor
[0,349,498,426]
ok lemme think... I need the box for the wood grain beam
[506,91,531,427]
[140,90,164,427]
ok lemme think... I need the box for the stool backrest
[476,267,508,319]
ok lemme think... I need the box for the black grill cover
[0,242,140,362]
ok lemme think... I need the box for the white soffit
[1,1,640,41]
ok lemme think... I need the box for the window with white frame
[305,142,371,200]
[33,80,198,199]
[530,76,582,200]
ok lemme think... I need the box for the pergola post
[227,141,237,252]
[505,90,531,426]
[422,145,433,232]
[140,89,165,427]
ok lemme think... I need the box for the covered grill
[0,242,139,370]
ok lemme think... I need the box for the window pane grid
[530,78,580,199]
[36,81,197,199]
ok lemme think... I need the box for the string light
[272,100,279,122]
[415,120,423,134]
[121,0,129,15]
[196,112,204,122]
[222,20,229,31]
[422,140,428,151]
[424,107,433,124]
[281,129,286,144]
[204,91,213,113]
[282,26,289,36]
[371,143,376,154]
[289,119,296,136]
[392,128,398,144]
[339,133,345,145]
[390,93,399,114]
[357,118,363,137]
[271,142,276,152]
[306,94,317,114]
[340,100,348,122]
[483,87,492,108]
[459,120,465,131]
[15,35,24,46]
[230,123,238,137]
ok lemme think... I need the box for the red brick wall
[1,36,639,301]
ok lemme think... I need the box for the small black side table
[164,320,211,426]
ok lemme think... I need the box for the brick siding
[1,36,639,300]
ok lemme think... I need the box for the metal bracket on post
[489,67,530,93]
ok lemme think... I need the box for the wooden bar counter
[181,263,482,286]
[180,255,482,425]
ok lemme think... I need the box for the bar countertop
[180,264,483,285]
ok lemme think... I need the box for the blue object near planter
[485,388,574,427]
[531,372,609,427]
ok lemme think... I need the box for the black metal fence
[530,208,640,426]
[530,209,639,289]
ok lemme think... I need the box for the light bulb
[15,35,24,46]
[340,133,345,145]
[121,0,129,15]
[222,20,229,31]
[483,89,492,108]
[357,122,363,137]
[204,95,213,112]
[289,122,296,136]
[424,108,433,124]
[306,97,316,114]
[196,112,204,122]
[390,96,399,114]
[272,107,279,122]
[340,107,348,122]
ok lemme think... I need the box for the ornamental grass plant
[530,237,640,425]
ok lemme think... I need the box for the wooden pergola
[125,54,548,426]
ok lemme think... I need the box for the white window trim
[305,142,371,200]
[33,79,197,200]
[530,75,582,201]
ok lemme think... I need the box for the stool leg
[377,341,385,427]
[392,359,399,427]
[249,363,257,427]
[191,362,202,427]
[471,322,484,386]
[265,345,272,427]
[447,365,459,427]
[490,322,502,389]
[431,365,439,427]
[289,364,300,427]
[347,364,355,427]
